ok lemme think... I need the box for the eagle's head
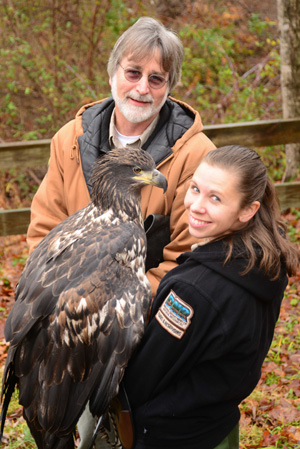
[91,148,167,210]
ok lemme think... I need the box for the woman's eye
[212,195,220,202]
[191,184,200,193]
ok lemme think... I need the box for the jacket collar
[77,97,197,193]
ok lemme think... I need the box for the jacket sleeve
[26,121,90,253]
[146,132,215,296]
[27,136,67,252]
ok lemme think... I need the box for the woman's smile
[189,215,211,228]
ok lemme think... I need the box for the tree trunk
[277,0,300,180]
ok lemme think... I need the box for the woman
[123,145,300,449]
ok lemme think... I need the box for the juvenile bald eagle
[0,148,167,449]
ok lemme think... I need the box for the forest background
[0,0,300,448]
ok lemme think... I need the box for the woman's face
[184,162,258,240]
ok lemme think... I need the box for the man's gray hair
[107,17,184,92]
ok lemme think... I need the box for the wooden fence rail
[1,117,300,236]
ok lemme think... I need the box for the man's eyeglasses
[118,63,168,89]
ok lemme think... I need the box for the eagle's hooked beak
[135,169,168,193]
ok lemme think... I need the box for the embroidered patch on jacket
[155,290,194,339]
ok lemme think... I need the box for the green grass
[0,382,36,448]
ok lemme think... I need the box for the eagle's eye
[133,166,142,174]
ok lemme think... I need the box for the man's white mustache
[126,92,154,103]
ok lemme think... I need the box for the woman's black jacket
[123,237,288,448]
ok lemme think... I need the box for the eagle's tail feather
[0,365,17,441]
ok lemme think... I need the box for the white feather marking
[87,313,99,339]
[77,297,87,312]
[136,264,147,282]
[115,297,126,315]
[99,302,109,328]
[50,237,61,252]
[99,209,115,224]
[63,328,70,346]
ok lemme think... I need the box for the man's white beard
[111,75,168,124]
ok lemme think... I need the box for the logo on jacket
[155,290,194,339]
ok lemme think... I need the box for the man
[26,16,215,448]
[27,16,215,298]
